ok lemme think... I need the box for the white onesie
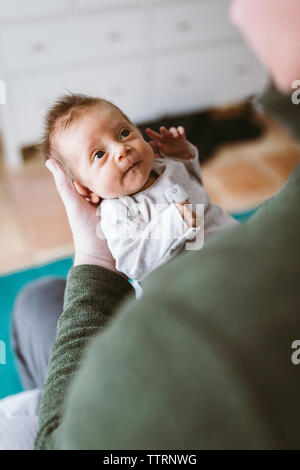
[100,143,238,281]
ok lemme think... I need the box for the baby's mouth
[123,160,141,176]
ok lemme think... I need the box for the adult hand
[45,159,125,277]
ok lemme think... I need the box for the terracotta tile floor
[202,115,300,212]
[0,111,299,274]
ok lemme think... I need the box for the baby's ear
[73,180,100,204]
[73,180,89,197]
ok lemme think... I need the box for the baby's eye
[93,150,105,161]
[120,129,130,139]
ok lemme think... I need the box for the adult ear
[73,180,100,204]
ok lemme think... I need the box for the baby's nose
[113,143,128,161]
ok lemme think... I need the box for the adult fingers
[45,159,82,216]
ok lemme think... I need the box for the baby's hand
[145,126,193,160]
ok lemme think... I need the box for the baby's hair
[41,92,133,183]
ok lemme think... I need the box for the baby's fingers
[169,127,179,138]
[177,126,186,139]
[146,125,186,141]
[145,127,163,141]
[160,126,170,137]
[168,126,186,139]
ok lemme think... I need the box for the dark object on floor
[138,100,264,163]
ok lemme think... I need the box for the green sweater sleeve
[34,265,134,450]
[36,163,300,450]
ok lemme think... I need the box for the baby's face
[55,104,155,199]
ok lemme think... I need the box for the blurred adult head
[230,0,300,94]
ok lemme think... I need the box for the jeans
[11,277,66,390]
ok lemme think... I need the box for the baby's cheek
[142,143,155,166]
[99,174,122,199]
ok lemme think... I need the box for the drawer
[0,10,146,74]
[71,0,147,12]
[0,0,69,22]
[155,43,267,114]
[154,0,239,51]
[10,60,151,146]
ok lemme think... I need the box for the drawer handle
[176,20,192,32]
[107,32,122,43]
[31,42,47,54]
[174,74,189,86]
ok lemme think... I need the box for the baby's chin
[100,165,154,198]
[99,183,145,199]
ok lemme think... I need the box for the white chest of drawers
[0,0,267,168]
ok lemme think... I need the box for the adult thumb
[45,159,73,203]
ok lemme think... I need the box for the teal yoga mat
[0,256,73,399]
[230,205,262,224]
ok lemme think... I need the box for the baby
[43,94,238,281]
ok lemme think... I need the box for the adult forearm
[35,264,134,450]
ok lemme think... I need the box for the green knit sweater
[35,86,300,449]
